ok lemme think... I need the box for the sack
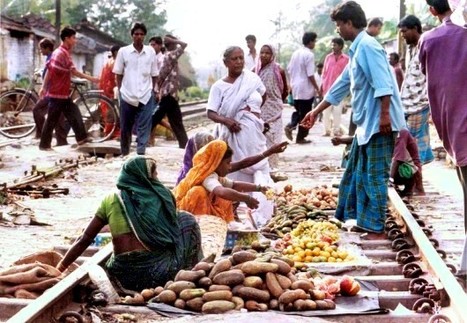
[398,162,418,179]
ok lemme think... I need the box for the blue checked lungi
[335,133,395,232]
[406,107,434,164]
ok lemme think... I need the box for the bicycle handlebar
[71,78,88,85]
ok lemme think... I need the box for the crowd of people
[38,0,466,289]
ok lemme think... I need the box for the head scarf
[174,140,227,206]
[255,44,284,93]
[176,132,214,184]
[117,156,180,251]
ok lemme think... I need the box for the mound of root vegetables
[129,250,360,314]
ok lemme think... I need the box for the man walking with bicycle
[113,22,158,156]
[39,26,98,151]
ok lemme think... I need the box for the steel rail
[388,187,467,322]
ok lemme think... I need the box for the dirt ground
[0,105,462,270]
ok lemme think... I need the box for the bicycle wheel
[74,93,118,142]
[0,89,38,138]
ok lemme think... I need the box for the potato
[175,270,205,282]
[164,280,173,289]
[231,284,244,296]
[167,281,197,294]
[270,259,291,275]
[309,290,326,301]
[186,297,204,312]
[232,251,257,265]
[237,287,271,303]
[208,259,232,279]
[212,269,245,286]
[202,290,233,302]
[269,299,279,310]
[315,299,336,310]
[265,272,283,298]
[201,300,236,314]
[179,288,206,301]
[209,284,231,292]
[243,276,263,289]
[241,261,278,275]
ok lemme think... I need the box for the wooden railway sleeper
[392,238,413,251]
[403,262,425,278]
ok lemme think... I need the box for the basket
[224,230,259,250]
[195,215,228,260]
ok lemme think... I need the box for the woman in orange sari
[174,140,268,222]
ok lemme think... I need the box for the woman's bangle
[57,262,67,272]
[256,184,261,192]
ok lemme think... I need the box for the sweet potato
[291,280,314,292]
[209,284,231,292]
[294,299,317,311]
[208,259,232,279]
[192,262,212,272]
[265,272,283,298]
[212,269,245,286]
[309,289,326,300]
[236,287,270,303]
[186,297,204,312]
[164,280,173,289]
[232,296,244,310]
[245,300,268,311]
[167,281,196,294]
[243,276,263,289]
[276,274,292,290]
[141,289,155,300]
[315,299,336,310]
[232,251,256,265]
[270,259,291,275]
[269,299,279,310]
[241,261,278,275]
[201,300,236,314]
[179,288,206,301]
[198,277,212,289]
[153,286,164,296]
[278,289,308,304]
[174,298,186,309]
[231,284,244,296]
[202,290,232,302]
[175,270,205,282]
[154,290,177,304]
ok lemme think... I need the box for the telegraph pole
[398,0,406,62]
[55,0,61,45]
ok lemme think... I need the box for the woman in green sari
[57,156,203,291]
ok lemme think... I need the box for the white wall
[3,32,34,82]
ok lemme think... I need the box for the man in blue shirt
[301,1,405,238]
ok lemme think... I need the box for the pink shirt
[46,44,75,99]
[321,52,349,95]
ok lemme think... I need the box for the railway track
[1,109,466,322]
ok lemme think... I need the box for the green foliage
[178,86,209,103]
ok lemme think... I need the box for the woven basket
[195,215,228,260]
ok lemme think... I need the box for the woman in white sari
[207,46,273,226]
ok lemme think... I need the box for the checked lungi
[406,107,434,165]
[335,133,396,233]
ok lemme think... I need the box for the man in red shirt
[39,26,98,151]
[321,37,349,136]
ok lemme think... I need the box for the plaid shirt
[158,46,184,100]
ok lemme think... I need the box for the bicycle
[0,74,119,142]
[70,78,119,142]
[0,72,40,138]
